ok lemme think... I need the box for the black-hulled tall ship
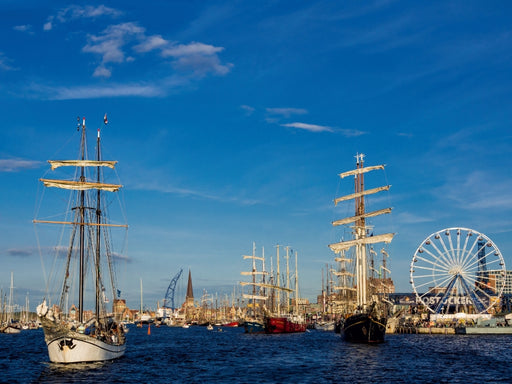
[35,116,127,363]
[329,153,394,343]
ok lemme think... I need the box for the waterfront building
[113,299,127,321]
[488,269,512,295]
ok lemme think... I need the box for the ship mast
[78,118,86,323]
[251,243,256,317]
[240,243,269,318]
[355,153,367,308]
[295,251,299,315]
[276,245,280,315]
[95,125,102,323]
[329,153,394,312]
[286,246,290,314]
[34,116,127,324]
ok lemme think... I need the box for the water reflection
[36,361,108,383]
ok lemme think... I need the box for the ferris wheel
[410,227,506,314]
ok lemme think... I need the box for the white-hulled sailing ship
[35,116,127,363]
[329,153,394,343]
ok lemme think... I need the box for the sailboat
[329,153,394,343]
[240,243,268,333]
[0,272,21,334]
[136,278,152,327]
[35,116,127,363]
[264,245,306,334]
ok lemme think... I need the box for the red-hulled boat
[222,321,239,327]
[264,315,306,334]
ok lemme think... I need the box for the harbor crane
[163,268,183,311]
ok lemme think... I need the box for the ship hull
[343,313,387,343]
[223,321,239,327]
[264,316,307,334]
[244,321,265,334]
[1,325,21,334]
[45,332,126,363]
[39,315,126,363]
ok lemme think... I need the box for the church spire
[185,269,194,307]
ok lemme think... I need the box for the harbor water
[2,325,512,383]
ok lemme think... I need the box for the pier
[394,326,455,335]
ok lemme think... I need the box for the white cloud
[267,108,308,118]
[161,42,233,76]
[43,16,53,31]
[81,23,232,78]
[441,170,512,211]
[133,35,168,53]
[170,52,233,76]
[396,211,435,224]
[37,6,233,90]
[83,22,145,65]
[338,128,367,137]
[13,25,32,33]
[92,65,112,78]
[0,52,17,71]
[0,159,42,172]
[37,83,165,100]
[59,5,122,21]
[44,5,122,31]
[130,178,261,206]
[241,105,255,115]
[161,42,223,57]
[281,122,333,133]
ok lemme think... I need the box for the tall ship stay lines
[329,153,394,343]
[35,116,128,363]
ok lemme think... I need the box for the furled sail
[48,160,117,170]
[33,219,127,228]
[332,271,354,277]
[243,255,266,261]
[41,178,121,192]
[329,233,395,253]
[338,164,384,179]
[240,281,293,293]
[334,185,390,205]
[333,286,357,291]
[240,271,267,276]
[242,294,268,301]
[332,207,392,226]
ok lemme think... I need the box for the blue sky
[1,1,511,311]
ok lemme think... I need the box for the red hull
[264,317,306,334]
[222,322,239,327]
